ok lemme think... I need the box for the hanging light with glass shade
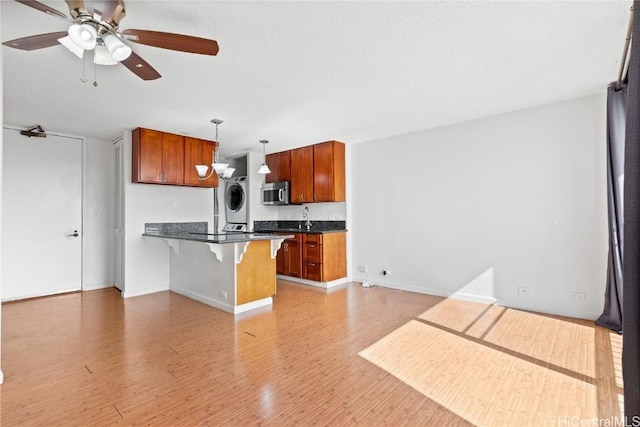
[258,140,271,174]
[195,119,235,181]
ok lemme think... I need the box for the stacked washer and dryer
[222,176,248,232]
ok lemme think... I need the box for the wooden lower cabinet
[302,233,346,282]
[276,233,302,278]
[277,232,347,282]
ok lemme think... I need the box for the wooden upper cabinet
[161,132,185,185]
[313,141,345,202]
[132,128,163,183]
[132,128,184,185]
[132,128,220,187]
[183,137,219,188]
[290,146,314,203]
[265,151,291,184]
[269,140,345,203]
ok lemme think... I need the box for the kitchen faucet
[303,206,312,230]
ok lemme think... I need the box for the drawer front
[303,243,322,263]
[303,234,322,245]
[303,261,322,282]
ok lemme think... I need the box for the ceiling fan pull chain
[93,60,98,87]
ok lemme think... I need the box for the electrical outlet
[358,265,368,273]
[571,292,585,300]
[518,286,532,296]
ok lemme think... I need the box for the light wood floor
[0,281,622,426]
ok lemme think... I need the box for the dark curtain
[596,84,626,333]
[624,1,640,418]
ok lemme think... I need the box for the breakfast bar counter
[143,222,291,314]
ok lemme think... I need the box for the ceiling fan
[2,0,219,80]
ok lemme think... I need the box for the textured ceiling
[0,1,632,157]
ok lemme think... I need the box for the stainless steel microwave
[261,182,289,205]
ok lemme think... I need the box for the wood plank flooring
[0,281,622,426]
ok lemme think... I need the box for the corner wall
[350,93,608,320]
[83,137,116,290]
[122,130,214,297]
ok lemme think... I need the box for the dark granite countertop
[142,222,293,244]
[253,220,347,235]
[143,231,294,244]
[253,228,346,235]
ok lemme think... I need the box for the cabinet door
[290,146,314,203]
[132,128,163,183]
[275,151,291,182]
[161,132,185,185]
[265,151,292,184]
[303,242,322,263]
[287,239,302,277]
[265,153,279,183]
[184,137,219,187]
[313,141,345,202]
[303,262,322,282]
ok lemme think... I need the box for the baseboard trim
[276,275,348,289]
[83,282,115,291]
[121,285,169,299]
[170,287,273,315]
[356,277,598,321]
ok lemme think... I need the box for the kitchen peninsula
[143,222,291,314]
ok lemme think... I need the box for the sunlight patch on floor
[359,299,623,426]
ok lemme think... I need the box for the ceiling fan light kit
[58,34,84,58]
[3,0,220,81]
[93,44,117,65]
[67,22,97,50]
[103,34,131,61]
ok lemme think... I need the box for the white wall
[83,137,115,290]
[350,93,608,320]
[122,130,214,297]
[247,151,278,228]
[277,202,346,222]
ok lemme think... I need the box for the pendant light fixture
[258,140,271,174]
[195,119,235,181]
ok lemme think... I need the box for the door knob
[67,230,79,237]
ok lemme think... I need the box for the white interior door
[2,128,82,301]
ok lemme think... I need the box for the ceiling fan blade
[2,31,68,51]
[120,51,161,81]
[14,0,68,19]
[123,29,219,55]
